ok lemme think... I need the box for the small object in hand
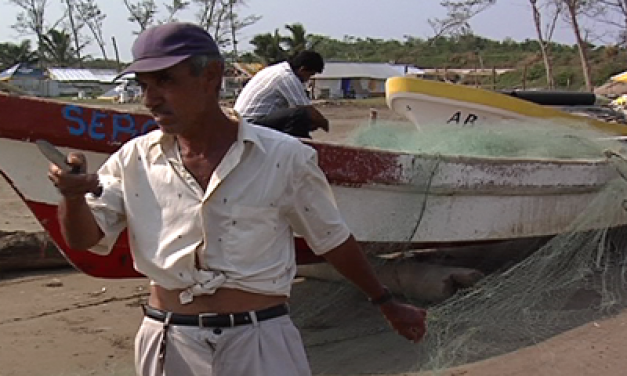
[37,139,103,197]
[36,139,79,174]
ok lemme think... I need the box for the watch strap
[369,286,394,306]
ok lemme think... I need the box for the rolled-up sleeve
[285,147,351,255]
[85,155,127,255]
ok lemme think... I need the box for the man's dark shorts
[249,107,312,138]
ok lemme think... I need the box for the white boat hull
[2,137,623,246]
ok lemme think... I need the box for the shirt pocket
[223,205,282,268]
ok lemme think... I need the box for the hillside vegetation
[295,34,626,91]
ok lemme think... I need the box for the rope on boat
[406,154,443,251]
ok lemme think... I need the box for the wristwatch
[369,286,394,306]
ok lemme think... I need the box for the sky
[0,0,602,64]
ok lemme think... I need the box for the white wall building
[310,62,422,99]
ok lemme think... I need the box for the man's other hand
[380,301,427,343]
[306,106,330,132]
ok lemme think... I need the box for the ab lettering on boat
[447,111,479,125]
[62,105,158,141]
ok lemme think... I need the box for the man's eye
[157,76,171,85]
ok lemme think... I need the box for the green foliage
[249,22,326,64]
[81,59,120,69]
[0,40,38,70]
[40,29,82,67]
[248,28,627,90]
[592,62,625,86]
[554,68,577,88]
[250,29,286,65]
[526,64,545,81]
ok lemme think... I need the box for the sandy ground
[1,103,627,375]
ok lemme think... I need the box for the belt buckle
[198,312,217,328]
[198,313,236,328]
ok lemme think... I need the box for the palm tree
[282,23,308,55]
[40,29,84,67]
[250,29,286,64]
[282,23,322,57]
[0,40,39,69]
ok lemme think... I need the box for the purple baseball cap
[115,22,222,79]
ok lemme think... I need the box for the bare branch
[429,0,497,41]
[122,0,158,33]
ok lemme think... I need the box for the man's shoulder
[245,121,313,154]
[264,61,290,73]
[255,62,292,80]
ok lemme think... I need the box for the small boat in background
[386,76,627,135]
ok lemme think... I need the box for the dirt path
[3,268,626,376]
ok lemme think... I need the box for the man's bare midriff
[148,285,288,315]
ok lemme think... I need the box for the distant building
[47,68,120,97]
[0,63,48,96]
[310,61,419,99]
[0,63,123,97]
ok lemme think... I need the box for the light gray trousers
[135,315,311,376]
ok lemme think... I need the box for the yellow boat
[386,76,627,136]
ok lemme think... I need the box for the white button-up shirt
[234,61,310,119]
[86,118,350,304]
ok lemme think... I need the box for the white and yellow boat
[386,76,627,136]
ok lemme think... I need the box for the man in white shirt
[48,22,426,376]
[234,51,329,138]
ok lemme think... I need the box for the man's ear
[204,61,224,94]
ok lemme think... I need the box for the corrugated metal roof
[313,62,404,80]
[47,68,120,83]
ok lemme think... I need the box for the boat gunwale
[308,138,613,166]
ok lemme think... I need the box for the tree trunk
[112,36,121,71]
[229,0,238,57]
[96,41,108,62]
[566,1,593,91]
[64,0,83,67]
[530,0,555,89]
